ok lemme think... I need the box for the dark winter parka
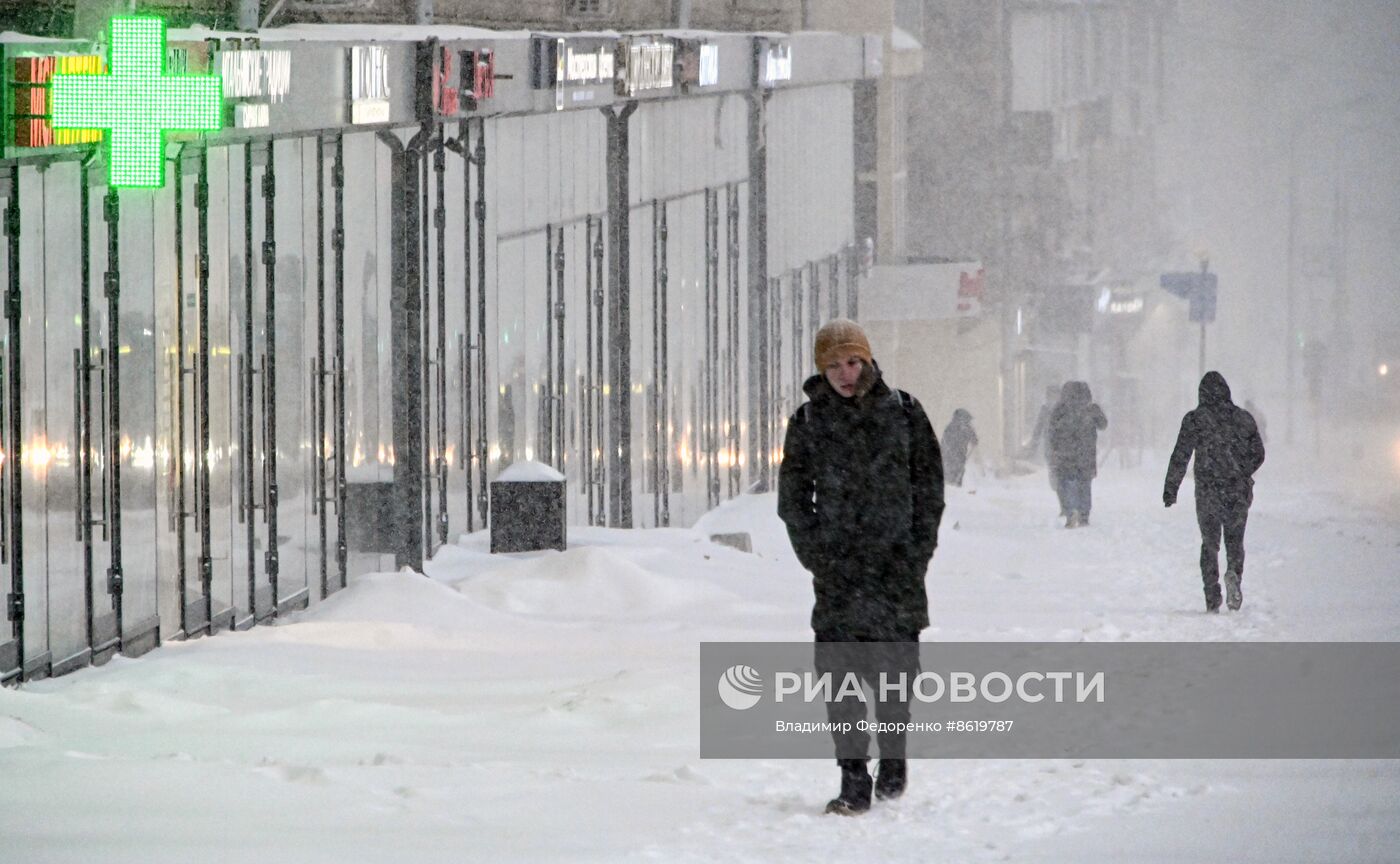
[942,409,978,484]
[777,368,945,639]
[1164,372,1266,504]
[1048,381,1108,480]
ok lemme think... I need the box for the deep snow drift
[2,452,1398,863]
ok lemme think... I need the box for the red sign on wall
[465,49,495,109]
[10,55,107,148]
[432,46,460,116]
[958,268,986,314]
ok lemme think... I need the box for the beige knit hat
[813,318,872,370]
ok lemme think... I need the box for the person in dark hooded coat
[778,318,944,816]
[941,409,978,487]
[1164,371,1266,612]
[1048,381,1108,527]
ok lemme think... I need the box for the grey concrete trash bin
[489,460,568,553]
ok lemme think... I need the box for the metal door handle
[74,349,85,542]
[166,352,178,534]
[259,353,270,524]
[310,359,319,517]
[458,334,467,469]
[332,358,344,517]
[236,353,245,525]
[96,347,109,543]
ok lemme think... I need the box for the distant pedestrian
[1048,381,1107,528]
[1024,384,1064,514]
[941,409,978,487]
[778,318,944,816]
[1164,372,1266,612]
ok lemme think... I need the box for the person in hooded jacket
[1048,381,1108,527]
[1164,372,1266,612]
[942,409,978,487]
[778,318,944,816]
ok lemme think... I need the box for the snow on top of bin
[495,460,565,483]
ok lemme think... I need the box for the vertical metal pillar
[658,205,669,526]
[747,86,771,492]
[315,136,328,599]
[591,215,606,523]
[172,154,190,634]
[473,119,488,529]
[196,150,212,629]
[261,142,279,610]
[704,188,719,510]
[433,132,449,547]
[605,102,638,527]
[383,130,424,571]
[650,202,659,526]
[418,127,432,559]
[546,223,556,468]
[332,136,348,589]
[79,161,96,650]
[458,119,475,533]
[240,146,256,623]
[553,226,566,473]
[3,168,24,679]
[726,183,740,499]
[102,188,124,647]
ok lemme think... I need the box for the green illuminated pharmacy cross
[52,17,222,188]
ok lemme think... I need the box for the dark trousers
[945,455,967,487]
[1196,489,1251,604]
[1058,475,1093,518]
[813,632,920,766]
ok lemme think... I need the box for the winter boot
[874,758,907,801]
[1204,588,1221,613]
[1066,511,1082,528]
[825,760,872,816]
[1224,569,1243,611]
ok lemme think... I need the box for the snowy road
[2,455,1398,862]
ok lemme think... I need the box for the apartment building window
[566,0,612,18]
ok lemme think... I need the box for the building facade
[905,0,1174,461]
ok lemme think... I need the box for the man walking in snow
[777,318,944,815]
[1164,371,1267,612]
[1048,381,1108,527]
[941,408,978,487]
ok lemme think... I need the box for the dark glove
[1163,490,1176,508]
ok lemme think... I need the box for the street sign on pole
[1188,275,1217,323]
[1159,270,1217,323]
[1160,263,1218,380]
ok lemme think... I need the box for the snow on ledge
[495,460,565,483]
[257,23,533,42]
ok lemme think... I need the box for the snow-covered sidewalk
[3,458,1398,863]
